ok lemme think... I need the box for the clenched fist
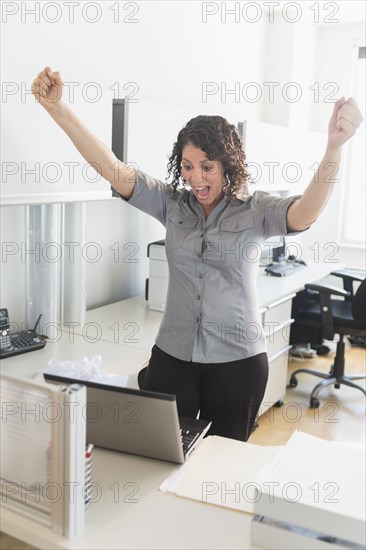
[327,97,363,152]
[31,66,64,112]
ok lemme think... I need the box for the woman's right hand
[30,66,136,196]
[31,66,64,112]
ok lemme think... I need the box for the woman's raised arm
[31,66,136,199]
[286,97,363,232]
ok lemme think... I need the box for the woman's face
[181,142,225,217]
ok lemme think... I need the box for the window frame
[337,45,365,248]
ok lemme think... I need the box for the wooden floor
[1,344,365,550]
[251,343,366,446]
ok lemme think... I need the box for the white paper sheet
[160,435,282,514]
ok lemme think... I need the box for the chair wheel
[310,397,320,408]
[275,400,284,407]
[288,376,298,388]
[315,345,330,356]
[335,383,340,389]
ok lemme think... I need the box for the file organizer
[84,443,93,507]
[0,375,87,538]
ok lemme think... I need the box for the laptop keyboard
[181,428,200,455]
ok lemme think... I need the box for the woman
[32,67,363,441]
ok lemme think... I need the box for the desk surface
[0,333,149,382]
[0,334,257,549]
[75,263,338,350]
[2,445,258,550]
[0,262,342,549]
[1,263,337,381]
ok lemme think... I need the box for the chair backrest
[351,279,366,328]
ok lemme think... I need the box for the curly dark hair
[166,115,250,200]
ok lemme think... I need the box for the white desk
[0,263,341,549]
[0,333,149,384]
[0,334,257,549]
[2,443,256,549]
[68,262,340,415]
[74,263,338,351]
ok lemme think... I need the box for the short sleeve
[251,190,308,239]
[119,170,169,226]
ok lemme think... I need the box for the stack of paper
[251,431,366,549]
[160,431,365,550]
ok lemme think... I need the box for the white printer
[146,240,168,312]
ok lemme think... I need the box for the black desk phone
[0,308,47,358]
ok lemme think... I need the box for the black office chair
[289,270,366,408]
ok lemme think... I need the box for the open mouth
[195,186,210,200]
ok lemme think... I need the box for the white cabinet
[146,241,168,312]
[259,294,295,417]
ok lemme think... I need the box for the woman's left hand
[327,97,363,152]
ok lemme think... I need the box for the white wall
[306,22,365,270]
[1,0,266,319]
[1,2,365,325]
[260,8,365,269]
[81,2,268,309]
[0,206,27,326]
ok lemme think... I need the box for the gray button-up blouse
[121,170,304,363]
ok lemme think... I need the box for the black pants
[142,345,269,442]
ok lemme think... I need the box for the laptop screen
[43,373,186,462]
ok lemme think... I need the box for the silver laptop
[44,374,212,464]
